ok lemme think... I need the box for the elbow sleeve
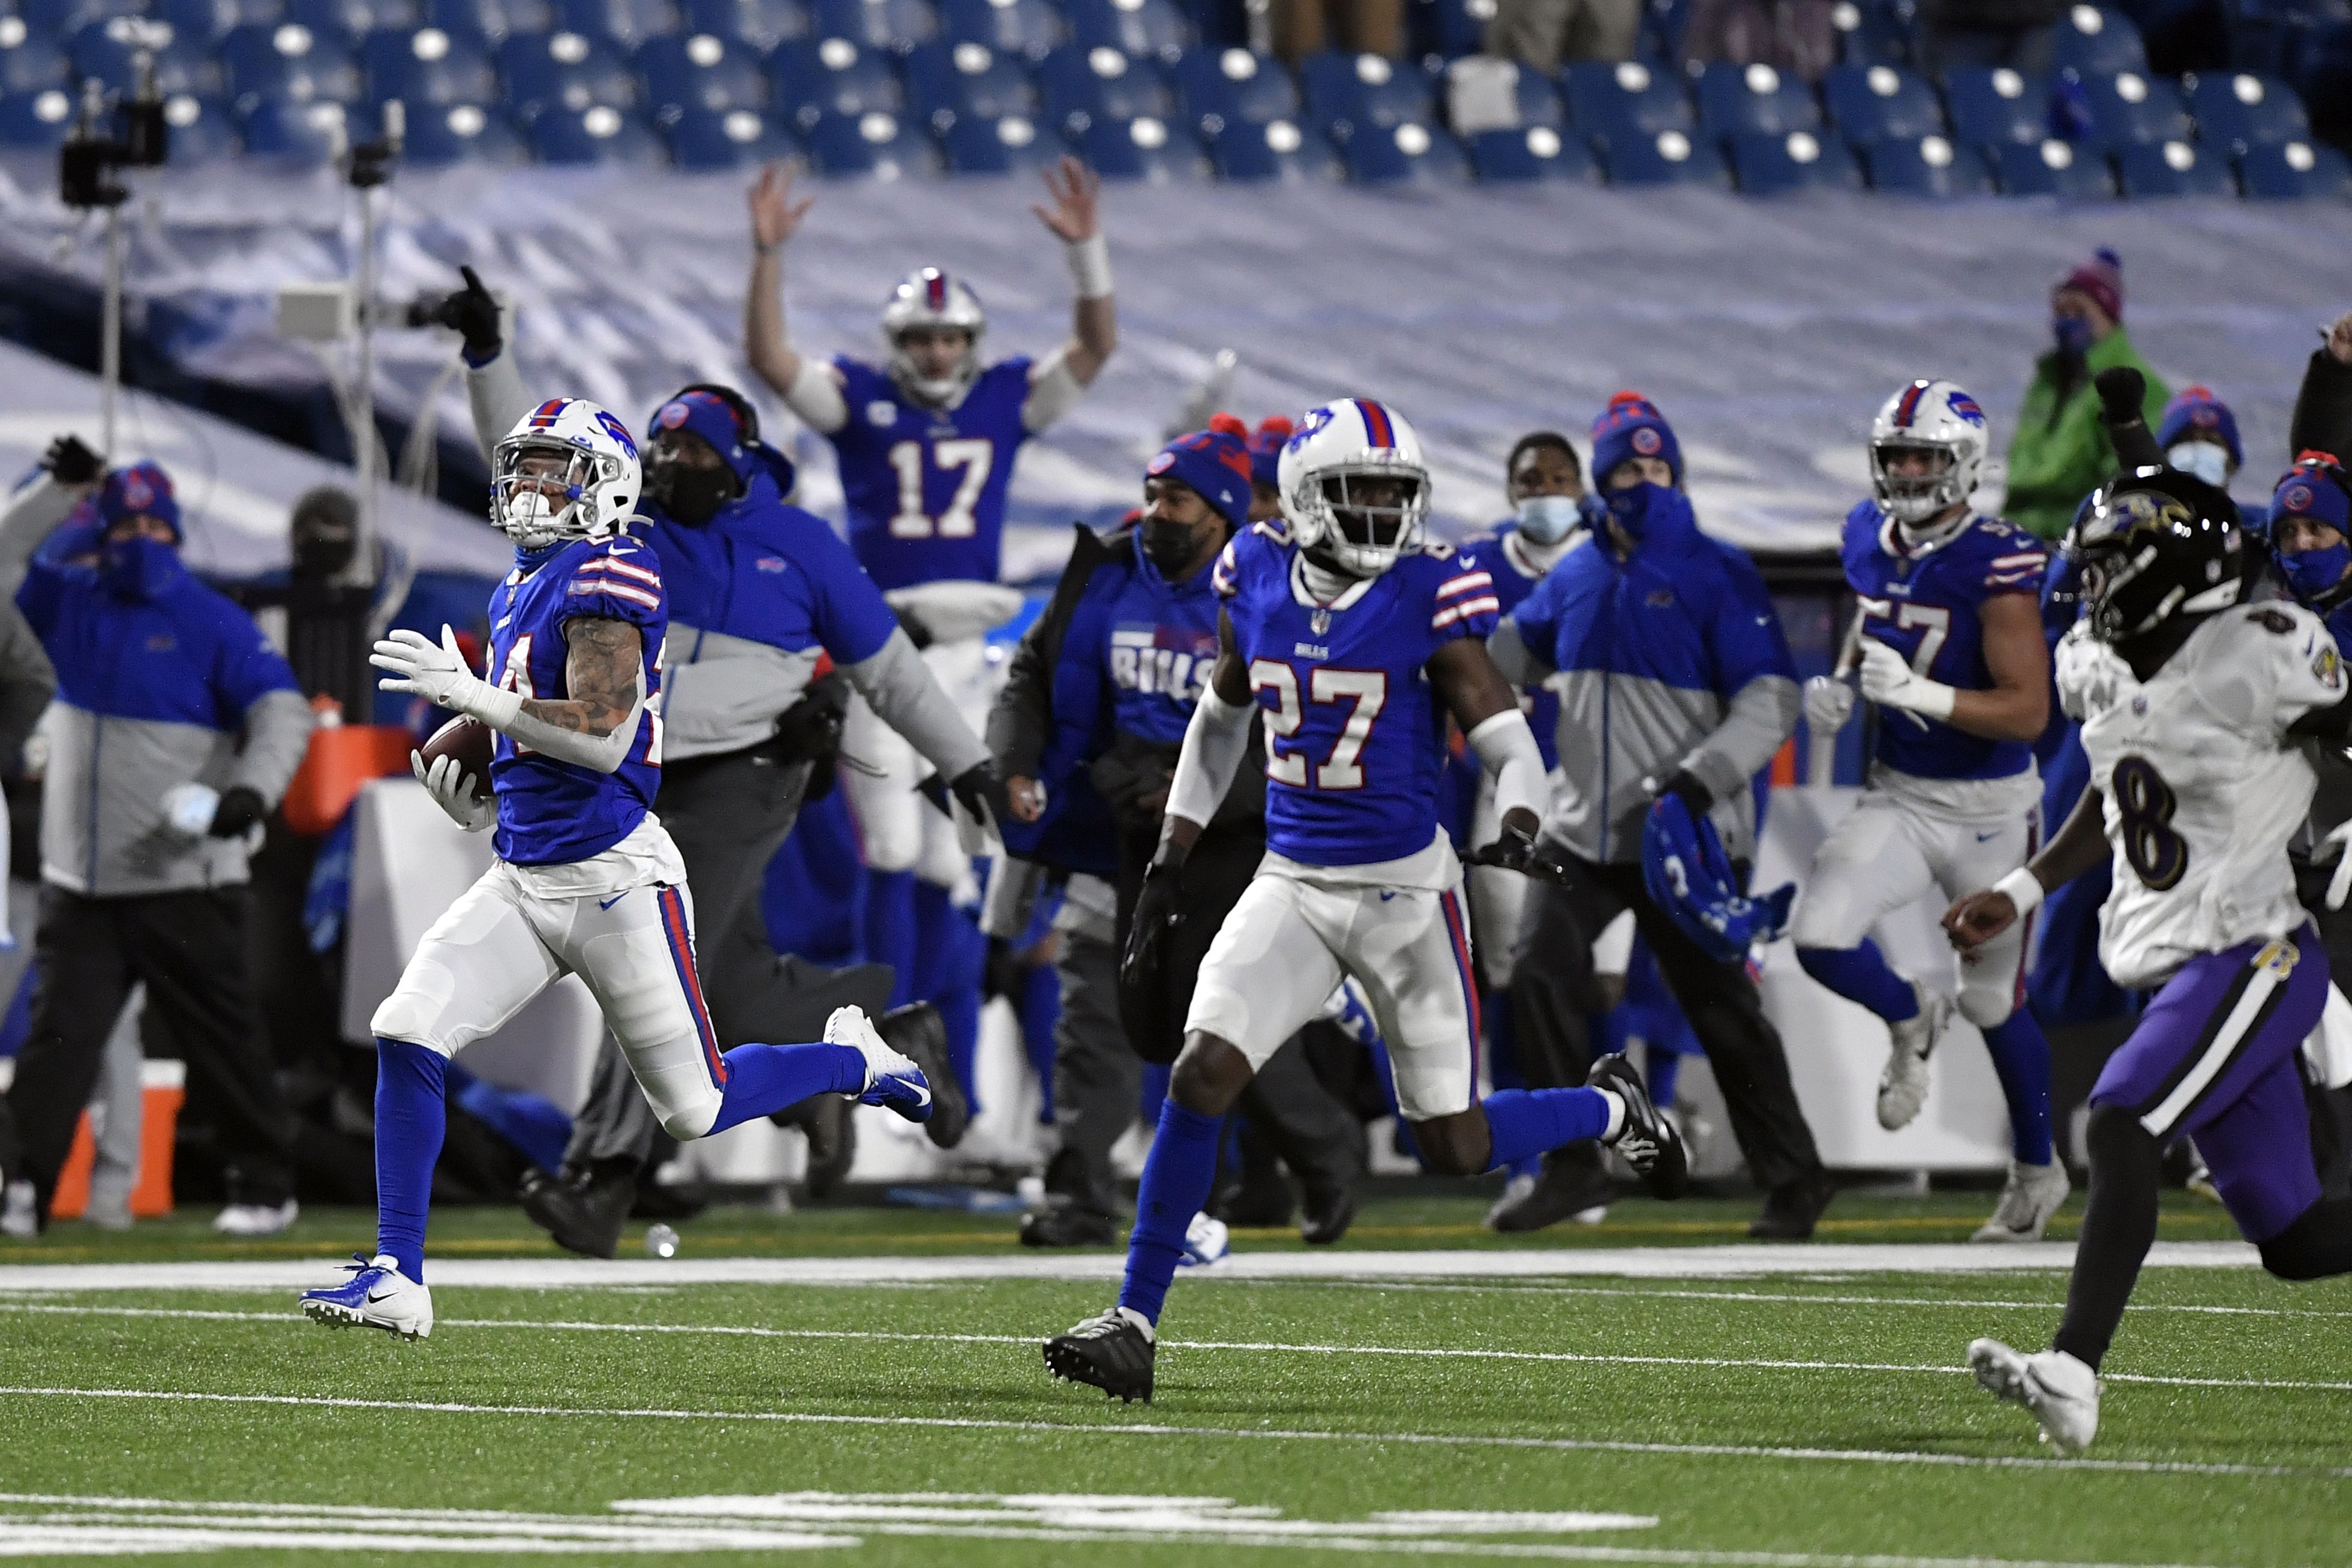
[1165,683,1254,829]
[1467,709,1547,825]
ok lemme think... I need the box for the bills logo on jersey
[1110,622,1216,701]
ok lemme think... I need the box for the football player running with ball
[1041,400,1687,1404]
[298,399,941,1340]
[1948,469,2352,1453]
[1794,380,2065,1241]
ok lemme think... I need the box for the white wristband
[1993,866,2045,920]
[1065,233,1113,301]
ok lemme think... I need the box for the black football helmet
[2066,466,2246,645]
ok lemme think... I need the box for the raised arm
[744,164,849,435]
[1022,157,1116,434]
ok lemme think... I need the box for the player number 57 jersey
[2059,603,2344,988]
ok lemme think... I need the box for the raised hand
[749,161,814,253]
[1031,155,1101,244]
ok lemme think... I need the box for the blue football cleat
[300,1253,434,1340]
[827,1005,933,1124]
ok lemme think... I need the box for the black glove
[2093,366,2147,428]
[1119,848,1188,998]
[41,435,103,486]
[770,671,849,798]
[948,759,1012,833]
[1654,768,1713,815]
[429,265,503,361]
[207,786,268,839]
[1463,818,1575,887]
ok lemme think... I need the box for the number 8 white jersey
[2058,603,2346,988]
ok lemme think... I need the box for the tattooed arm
[497,616,647,774]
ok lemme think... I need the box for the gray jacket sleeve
[1680,675,1800,805]
[0,599,55,765]
[1487,617,1551,686]
[465,350,537,460]
[231,688,319,806]
[0,477,82,594]
[845,627,991,781]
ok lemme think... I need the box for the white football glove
[373,626,489,713]
[2321,819,2352,911]
[1858,638,1957,721]
[1802,675,1855,735]
[414,750,494,833]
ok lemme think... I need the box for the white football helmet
[1278,398,1430,578]
[490,396,642,549]
[882,267,986,404]
[1870,379,1988,526]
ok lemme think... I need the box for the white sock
[1597,1088,1627,1142]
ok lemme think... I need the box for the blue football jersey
[827,355,1034,591]
[485,534,668,866]
[1105,532,1221,747]
[1215,522,1501,867]
[1843,501,2047,782]
[1460,522,1563,771]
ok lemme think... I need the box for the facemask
[2167,441,2230,488]
[2053,316,2094,358]
[1604,482,1681,545]
[1515,493,1584,546]
[99,534,181,600]
[1141,518,1206,579]
[648,462,739,526]
[2279,542,2352,603]
[293,531,355,579]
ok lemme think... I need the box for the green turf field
[1,1194,2345,1566]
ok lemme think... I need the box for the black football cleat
[878,1003,969,1150]
[1043,1308,1156,1403]
[1488,1143,1614,1233]
[1297,1175,1357,1245]
[1587,1052,1690,1200]
[1749,1170,1837,1240]
[1019,1205,1117,1248]
[518,1161,636,1260]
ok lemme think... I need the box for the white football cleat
[1178,1212,1230,1267]
[825,1005,933,1124]
[1877,981,1950,1131]
[1968,1338,2099,1453]
[1972,1158,2071,1242]
[212,1199,299,1237]
[301,1254,434,1340]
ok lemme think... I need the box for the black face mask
[1141,518,1206,579]
[293,531,355,579]
[650,461,740,525]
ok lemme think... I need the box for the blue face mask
[2279,541,2352,603]
[1604,481,1681,545]
[1515,493,1584,546]
[98,534,181,600]
[2053,315,2094,358]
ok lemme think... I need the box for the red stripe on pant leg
[1440,890,1482,1090]
[659,887,726,1086]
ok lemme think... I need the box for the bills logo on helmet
[1631,427,1663,456]
[1946,392,1986,425]
[1286,405,1335,450]
[595,411,638,458]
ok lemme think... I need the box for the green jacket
[2004,328,2169,541]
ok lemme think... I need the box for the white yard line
[1234,1279,2352,1320]
[1,1386,2345,1482]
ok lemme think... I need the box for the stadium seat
[681,0,806,45]
[2115,137,2233,195]
[529,99,665,159]
[2238,138,2352,199]
[1299,49,1434,140]
[2078,68,2189,150]
[1170,46,1297,133]
[1696,61,1820,140]
[0,87,77,148]
[401,95,530,158]
[238,92,352,160]
[937,107,1061,170]
[1065,0,1189,62]
[70,21,228,98]
[1820,63,1941,146]
[555,0,683,43]
[771,34,902,124]
[1036,44,1169,133]
[1207,114,1339,181]
[423,0,560,40]
[1731,128,1860,192]
[0,21,72,95]
[1441,56,1565,131]
[808,0,936,50]
[635,29,765,115]
[362,26,500,106]
[1562,58,1691,150]
[936,0,1058,58]
[1602,125,1727,185]
[2185,71,2308,158]
[285,0,425,39]
[153,0,278,44]
[497,29,637,116]
[1341,118,1467,184]
[1830,0,1917,68]
[800,104,942,173]
[1942,66,2043,156]
[1994,136,2114,196]
[1466,124,1598,183]
[903,38,1035,127]
[160,91,236,158]
[1414,0,1492,59]
[1862,132,1994,194]
[1079,112,1206,178]
[2050,3,2144,76]
[18,0,142,37]
[665,101,794,163]
[223,21,364,104]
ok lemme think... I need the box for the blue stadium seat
[530,100,664,158]
[1831,0,1917,68]
[1064,0,1189,63]
[1170,46,1296,132]
[1731,128,1860,192]
[2239,138,2352,199]
[2116,137,2232,195]
[636,29,765,114]
[1299,49,1433,141]
[555,0,681,43]
[159,92,236,158]
[937,106,1060,170]
[238,92,352,159]
[2078,68,2189,149]
[1207,114,1338,180]
[0,87,77,148]
[18,0,142,38]
[70,21,227,97]
[665,101,793,162]
[1037,44,1168,133]
[362,26,499,105]
[401,95,528,157]
[0,22,71,95]
[1414,0,1491,59]
[1994,136,2114,196]
[681,0,807,46]
[154,0,282,44]
[1562,58,1690,150]
[1601,125,1726,185]
[1862,133,1993,194]
[1696,60,1819,139]
[423,0,558,38]
[771,34,902,124]
[1341,118,1467,184]
[223,21,364,103]
[1466,124,1597,182]
[903,38,1035,127]
[801,104,941,173]
[1821,63,1940,145]
[807,0,936,50]
[2050,4,2144,76]
[286,0,425,39]
[2185,71,2308,157]
[497,29,638,116]
[1079,111,1206,177]
[936,0,1058,57]
[1943,66,2043,155]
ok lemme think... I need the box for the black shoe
[1019,1205,1117,1248]
[879,1002,968,1150]
[1044,1307,1156,1403]
[1297,1176,1357,1245]
[1588,1052,1689,1200]
[518,1161,635,1259]
[1211,1175,1294,1229]
[1749,1171,1837,1240]
[1488,1145,1615,1234]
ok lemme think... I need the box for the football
[417,713,495,802]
